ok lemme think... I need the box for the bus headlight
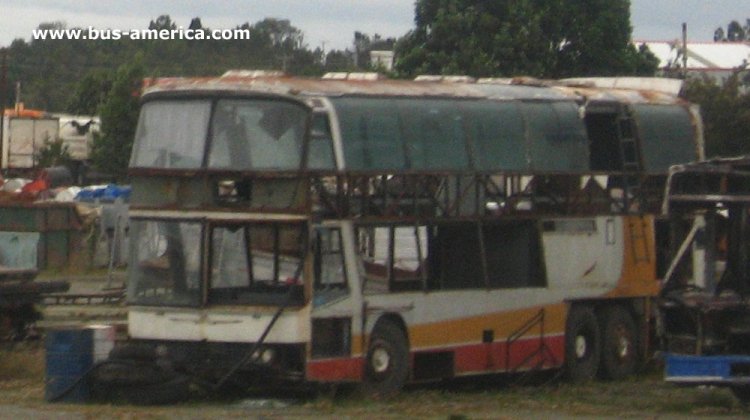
[261,348,275,364]
[252,347,276,364]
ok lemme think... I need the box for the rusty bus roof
[141,72,688,106]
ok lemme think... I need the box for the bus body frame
[103,73,704,398]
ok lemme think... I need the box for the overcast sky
[0,1,748,51]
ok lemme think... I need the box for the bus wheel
[599,306,638,380]
[362,320,409,398]
[564,306,601,382]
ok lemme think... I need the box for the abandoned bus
[99,72,703,400]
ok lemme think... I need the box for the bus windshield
[130,98,308,170]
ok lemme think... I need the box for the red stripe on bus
[306,335,566,382]
[307,358,364,382]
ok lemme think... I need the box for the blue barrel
[45,326,115,403]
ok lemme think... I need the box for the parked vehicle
[93,72,704,401]
[660,157,750,404]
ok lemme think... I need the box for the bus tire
[599,306,638,380]
[362,320,409,398]
[564,306,601,383]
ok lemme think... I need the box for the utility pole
[682,23,688,79]
[0,48,7,163]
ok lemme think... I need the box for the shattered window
[208,99,307,170]
[208,223,307,305]
[131,100,211,169]
[128,220,203,306]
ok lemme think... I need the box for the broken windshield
[130,97,309,170]
[131,100,211,169]
[127,219,307,307]
[208,99,307,170]
[127,220,203,307]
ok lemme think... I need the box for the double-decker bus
[97,72,703,401]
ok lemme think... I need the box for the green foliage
[67,70,113,115]
[91,58,144,181]
[35,138,71,168]
[395,0,658,78]
[5,16,345,112]
[714,19,750,42]
[682,73,750,158]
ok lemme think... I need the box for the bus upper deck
[128,73,702,220]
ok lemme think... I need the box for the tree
[395,0,658,78]
[149,15,177,31]
[188,17,203,30]
[727,20,746,42]
[7,16,332,112]
[67,70,113,115]
[91,58,144,180]
[682,72,750,158]
[714,19,750,42]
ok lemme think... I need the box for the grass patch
[0,344,44,380]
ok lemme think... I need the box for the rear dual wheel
[565,306,601,382]
[599,306,638,380]
[565,305,638,382]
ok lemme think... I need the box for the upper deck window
[524,102,589,172]
[208,99,307,170]
[131,100,211,169]
[130,97,308,171]
[634,104,697,172]
[333,97,588,172]
[464,101,526,171]
[335,97,406,170]
[308,112,336,170]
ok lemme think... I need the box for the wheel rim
[575,335,588,359]
[614,324,632,362]
[371,346,391,374]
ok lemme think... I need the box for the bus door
[308,224,362,381]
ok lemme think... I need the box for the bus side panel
[606,215,659,298]
[408,303,568,376]
[306,358,364,382]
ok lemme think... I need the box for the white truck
[1,110,99,175]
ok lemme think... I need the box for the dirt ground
[7,274,747,418]
[1,343,749,420]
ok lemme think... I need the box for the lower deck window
[128,220,203,306]
[127,219,307,307]
[358,221,547,293]
[208,223,306,305]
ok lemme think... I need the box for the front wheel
[362,320,409,398]
[564,306,601,382]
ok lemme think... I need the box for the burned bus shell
[95,73,703,401]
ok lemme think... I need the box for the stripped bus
[97,72,703,400]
